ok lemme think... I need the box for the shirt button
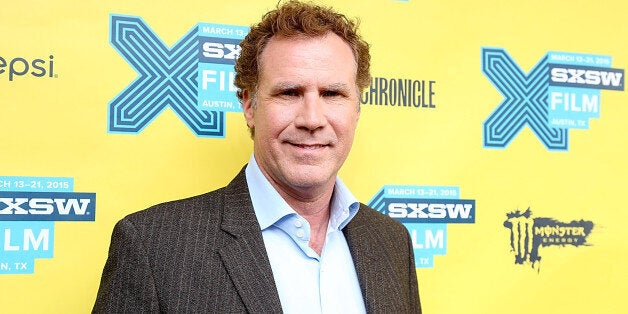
[294,219,303,228]
[296,229,305,238]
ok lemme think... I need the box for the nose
[294,92,326,131]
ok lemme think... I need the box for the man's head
[235,1,371,199]
[234,0,371,108]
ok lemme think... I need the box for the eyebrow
[324,83,351,92]
[270,82,301,92]
[270,82,352,93]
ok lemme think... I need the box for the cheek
[255,107,292,138]
[332,111,359,136]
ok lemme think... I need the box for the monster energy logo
[503,208,594,272]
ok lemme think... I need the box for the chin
[284,171,333,190]
[287,175,326,188]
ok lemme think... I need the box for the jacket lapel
[218,167,283,313]
[344,204,405,312]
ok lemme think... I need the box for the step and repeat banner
[1,0,626,313]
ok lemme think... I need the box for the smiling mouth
[291,143,326,149]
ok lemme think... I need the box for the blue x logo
[108,15,225,137]
[482,48,569,151]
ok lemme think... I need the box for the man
[93,1,421,313]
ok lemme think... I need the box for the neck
[279,185,335,256]
[256,162,338,255]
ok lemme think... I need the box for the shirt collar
[245,155,360,231]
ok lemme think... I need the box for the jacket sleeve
[92,218,160,313]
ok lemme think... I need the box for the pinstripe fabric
[93,167,421,313]
[345,204,422,313]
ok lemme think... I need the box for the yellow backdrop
[1,0,626,313]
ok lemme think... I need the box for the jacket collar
[218,166,283,313]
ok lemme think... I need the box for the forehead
[257,33,357,82]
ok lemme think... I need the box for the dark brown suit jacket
[93,168,421,313]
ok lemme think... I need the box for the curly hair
[233,0,371,104]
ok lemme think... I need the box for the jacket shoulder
[122,188,226,227]
[354,203,409,234]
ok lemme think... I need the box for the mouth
[289,143,327,149]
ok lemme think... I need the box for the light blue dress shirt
[245,155,366,314]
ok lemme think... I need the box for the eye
[321,90,343,97]
[281,89,300,97]
[273,87,302,98]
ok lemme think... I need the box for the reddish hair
[234,0,371,102]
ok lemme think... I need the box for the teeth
[297,144,323,149]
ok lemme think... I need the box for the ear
[242,89,255,129]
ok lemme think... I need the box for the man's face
[243,33,360,197]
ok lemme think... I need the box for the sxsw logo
[387,200,474,223]
[200,37,241,64]
[0,192,95,221]
[108,15,248,138]
[369,185,475,268]
[550,66,623,90]
[482,48,624,151]
[0,176,95,275]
